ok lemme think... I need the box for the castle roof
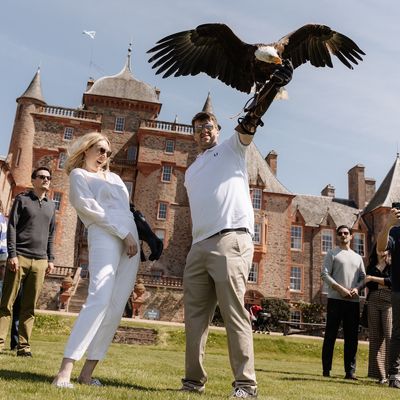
[292,194,360,227]
[18,68,46,104]
[85,48,159,104]
[246,143,291,195]
[363,155,400,213]
[202,92,214,114]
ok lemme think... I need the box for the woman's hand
[123,233,138,258]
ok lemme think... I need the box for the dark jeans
[322,298,360,375]
[389,291,400,379]
[10,286,22,349]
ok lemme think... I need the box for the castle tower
[8,68,46,194]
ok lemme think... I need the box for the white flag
[83,30,96,39]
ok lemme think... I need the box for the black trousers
[322,298,360,374]
[389,291,400,379]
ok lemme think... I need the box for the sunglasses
[337,231,350,236]
[36,174,52,181]
[97,147,112,157]
[194,123,214,133]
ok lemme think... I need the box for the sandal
[52,381,74,389]
[78,378,103,386]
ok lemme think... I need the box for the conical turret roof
[202,92,214,114]
[85,46,159,103]
[18,68,46,104]
[363,155,400,213]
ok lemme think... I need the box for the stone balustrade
[140,119,193,135]
[49,266,78,278]
[40,105,102,122]
[137,273,183,288]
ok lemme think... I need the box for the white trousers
[64,218,139,361]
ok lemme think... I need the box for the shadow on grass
[0,369,178,392]
[0,369,51,384]
[256,368,378,386]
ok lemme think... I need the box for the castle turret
[8,68,46,193]
[202,92,214,114]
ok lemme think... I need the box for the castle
[2,48,400,323]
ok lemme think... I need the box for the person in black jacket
[364,245,392,384]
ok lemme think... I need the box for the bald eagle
[147,23,365,93]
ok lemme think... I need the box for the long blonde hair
[65,132,111,175]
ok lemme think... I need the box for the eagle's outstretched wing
[148,23,258,93]
[277,24,365,69]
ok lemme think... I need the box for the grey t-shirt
[321,247,366,302]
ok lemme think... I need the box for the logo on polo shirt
[214,152,219,157]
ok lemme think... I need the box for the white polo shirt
[185,133,254,244]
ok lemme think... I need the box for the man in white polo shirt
[181,61,293,398]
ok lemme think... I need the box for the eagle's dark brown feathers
[148,23,365,93]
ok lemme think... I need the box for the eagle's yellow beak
[272,56,282,64]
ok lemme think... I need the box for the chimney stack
[321,184,335,198]
[265,150,278,176]
[365,177,376,204]
[348,164,366,209]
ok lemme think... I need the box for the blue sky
[1,0,399,198]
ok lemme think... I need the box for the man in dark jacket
[0,167,55,357]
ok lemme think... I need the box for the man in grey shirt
[321,225,365,379]
[0,166,55,357]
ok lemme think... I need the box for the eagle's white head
[255,45,282,64]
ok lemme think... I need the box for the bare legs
[52,357,99,385]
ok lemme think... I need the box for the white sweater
[69,168,133,240]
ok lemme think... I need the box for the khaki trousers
[0,255,47,353]
[182,231,256,390]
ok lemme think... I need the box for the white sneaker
[231,387,257,398]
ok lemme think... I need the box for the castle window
[248,263,258,283]
[114,116,125,132]
[161,165,172,182]
[253,223,261,244]
[321,229,334,253]
[157,202,168,220]
[63,127,74,141]
[165,139,175,154]
[80,263,89,278]
[58,152,67,169]
[353,232,365,256]
[252,188,262,210]
[127,145,137,161]
[291,225,302,250]
[52,192,62,211]
[290,310,301,327]
[15,148,22,167]
[290,266,302,291]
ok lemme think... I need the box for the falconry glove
[236,59,293,135]
[270,59,294,87]
[130,204,164,261]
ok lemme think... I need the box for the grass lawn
[0,314,398,399]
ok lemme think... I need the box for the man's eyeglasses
[194,123,214,133]
[337,231,350,236]
[97,147,112,158]
[36,174,52,181]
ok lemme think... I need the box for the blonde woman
[53,132,139,388]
